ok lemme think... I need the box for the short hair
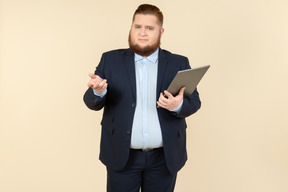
[132,4,164,27]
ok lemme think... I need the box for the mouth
[138,39,148,43]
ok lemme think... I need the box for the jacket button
[131,103,136,107]
[127,130,131,134]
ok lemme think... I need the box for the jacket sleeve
[83,87,106,111]
[170,57,201,118]
[83,53,107,111]
[173,88,201,118]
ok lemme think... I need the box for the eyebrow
[146,25,155,29]
[134,24,155,28]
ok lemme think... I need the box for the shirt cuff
[93,88,107,98]
[170,100,183,114]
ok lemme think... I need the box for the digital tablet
[167,65,210,97]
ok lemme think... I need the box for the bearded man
[83,4,201,192]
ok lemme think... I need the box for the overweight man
[83,4,201,192]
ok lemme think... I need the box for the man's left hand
[157,87,185,111]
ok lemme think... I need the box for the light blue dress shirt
[130,49,163,149]
[93,49,183,150]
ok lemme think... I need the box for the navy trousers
[106,148,177,192]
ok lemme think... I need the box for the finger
[94,82,107,93]
[157,100,169,110]
[158,93,166,102]
[96,80,107,90]
[97,84,106,91]
[94,82,102,89]
[99,83,108,92]
[99,79,107,87]
[158,94,169,106]
[157,101,162,107]
[178,87,185,96]
[87,81,94,87]
[157,100,165,107]
[88,78,97,87]
[163,90,173,98]
[88,73,96,79]
[95,80,108,90]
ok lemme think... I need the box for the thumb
[178,87,186,96]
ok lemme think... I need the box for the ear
[160,28,164,36]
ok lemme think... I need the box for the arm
[175,88,201,118]
[156,56,201,118]
[83,87,107,111]
[83,54,108,111]
[157,87,201,118]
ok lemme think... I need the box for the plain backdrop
[1,0,288,191]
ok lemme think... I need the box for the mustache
[128,32,161,57]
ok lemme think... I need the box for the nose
[140,28,147,36]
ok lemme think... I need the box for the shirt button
[131,103,136,107]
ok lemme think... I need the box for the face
[129,14,164,57]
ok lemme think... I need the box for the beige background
[1,0,288,191]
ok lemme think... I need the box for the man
[84,4,201,192]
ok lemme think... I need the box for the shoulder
[160,49,188,59]
[102,48,132,57]
[160,48,189,62]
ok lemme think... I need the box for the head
[128,4,164,57]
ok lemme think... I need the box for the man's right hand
[87,73,108,93]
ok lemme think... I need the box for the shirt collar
[134,48,159,63]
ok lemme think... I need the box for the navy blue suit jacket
[83,48,201,174]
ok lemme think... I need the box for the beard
[128,31,161,57]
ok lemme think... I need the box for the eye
[147,27,154,31]
[135,25,141,29]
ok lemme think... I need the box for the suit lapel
[124,48,168,98]
[125,49,137,98]
[157,48,168,95]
